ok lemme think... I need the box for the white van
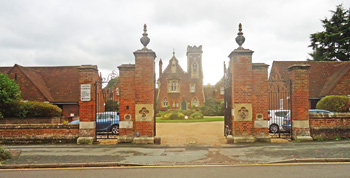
[268,110,290,133]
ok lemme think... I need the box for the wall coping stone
[310,113,350,119]
[0,124,79,129]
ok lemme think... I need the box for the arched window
[192,97,199,107]
[163,97,168,107]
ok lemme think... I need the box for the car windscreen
[275,111,288,117]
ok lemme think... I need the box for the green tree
[200,97,224,116]
[0,74,21,104]
[309,4,350,61]
[105,99,119,112]
[105,77,118,89]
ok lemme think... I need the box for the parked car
[69,112,119,135]
[268,110,290,133]
[282,109,334,132]
[309,109,334,115]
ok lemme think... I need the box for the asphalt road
[1,163,349,178]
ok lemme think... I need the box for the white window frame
[192,97,199,107]
[190,84,195,93]
[168,80,179,93]
[220,87,224,95]
[163,97,168,107]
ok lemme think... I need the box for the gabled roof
[0,64,80,103]
[270,61,350,98]
[158,55,186,80]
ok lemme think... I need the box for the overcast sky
[0,0,349,85]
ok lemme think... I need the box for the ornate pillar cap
[140,24,150,50]
[235,23,245,49]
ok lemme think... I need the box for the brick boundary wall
[0,124,79,144]
[310,113,350,140]
[0,117,63,124]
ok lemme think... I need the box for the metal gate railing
[268,81,292,138]
[224,62,232,136]
[95,71,119,139]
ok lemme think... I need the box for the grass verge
[156,117,224,123]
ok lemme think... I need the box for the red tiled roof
[0,65,80,103]
[270,61,350,98]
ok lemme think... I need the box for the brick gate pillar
[118,24,156,144]
[118,64,136,142]
[288,64,313,141]
[77,65,99,144]
[229,24,255,143]
[228,24,270,143]
[134,24,156,139]
[252,64,270,142]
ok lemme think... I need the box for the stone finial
[173,48,175,56]
[235,23,245,49]
[140,24,150,49]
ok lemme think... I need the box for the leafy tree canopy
[199,97,224,116]
[105,77,118,89]
[309,4,350,61]
[0,74,21,104]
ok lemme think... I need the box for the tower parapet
[187,45,203,55]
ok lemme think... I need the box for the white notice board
[81,84,91,101]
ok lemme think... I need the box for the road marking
[1,162,350,171]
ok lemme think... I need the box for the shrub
[316,95,350,112]
[157,111,168,117]
[0,112,3,119]
[168,112,179,120]
[0,146,11,162]
[200,98,224,116]
[179,110,195,116]
[177,112,185,119]
[160,111,186,120]
[23,101,62,117]
[160,113,170,120]
[1,101,62,118]
[190,111,204,120]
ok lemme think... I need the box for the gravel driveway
[156,121,226,146]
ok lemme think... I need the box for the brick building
[157,45,205,111]
[203,77,225,101]
[0,64,101,119]
[269,61,350,109]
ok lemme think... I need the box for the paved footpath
[2,140,350,168]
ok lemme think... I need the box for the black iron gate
[268,81,292,138]
[95,71,119,139]
[224,62,232,136]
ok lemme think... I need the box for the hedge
[189,112,204,120]
[1,101,62,118]
[316,95,350,112]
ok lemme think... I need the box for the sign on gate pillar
[77,65,99,144]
